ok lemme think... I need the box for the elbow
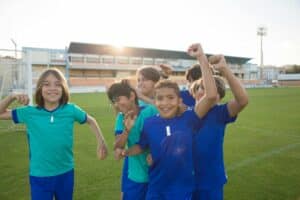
[86,115,95,124]
[239,96,249,108]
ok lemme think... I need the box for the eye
[156,96,163,101]
[167,95,175,100]
[112,96,120,104]
[42,82,50,87]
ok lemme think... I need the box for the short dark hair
[185,64,202,82]
[107,79,139,105]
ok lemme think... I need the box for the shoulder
[143,114,160,124]
[116,112,124,119]
[140,104,157,115]
[14,105,37,112]
[212,104,228,113]
[62,103,84,111]
[180,89,189,95]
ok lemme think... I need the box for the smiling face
[137,73,156,97]
[111,93,136,114]
[155,86,182,119]
[35,68,69,109]
[41,73,63,108]
[107,80,139,114]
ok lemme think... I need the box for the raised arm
[86,115,108,160]
[159,64,173,79]
[0,94,29,120]
[187,43,217,118]
[209,55,249,117]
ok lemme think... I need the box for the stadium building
[22,42,253,89]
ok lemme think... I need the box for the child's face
[137,73,156,97]
[112,94,135,114]
[155,87,181,119]
[41,73,63,107]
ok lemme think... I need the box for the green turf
[0,87,299,200]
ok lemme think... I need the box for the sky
[0,0,300,66]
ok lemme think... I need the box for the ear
[178,97,183,105]
[129,91,136,101]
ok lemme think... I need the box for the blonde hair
[35,68,70,107]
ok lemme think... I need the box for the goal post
[0,48,33,131]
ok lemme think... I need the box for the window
[130,57,142,65]
[70,54,84,63]
[86,55,100,63]
[116,56,129,64]
[143,57,153,65]
[102,55,114,64]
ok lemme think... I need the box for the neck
[131,104,140,115]
[44,102,60,111]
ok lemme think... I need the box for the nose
[159,97,169,106]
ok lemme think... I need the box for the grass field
[0,87,299,200]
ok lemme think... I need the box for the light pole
[257,27,267,80]
[10,38,18,88]
[10,38,17,59]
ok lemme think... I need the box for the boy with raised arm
[123,43,217,200]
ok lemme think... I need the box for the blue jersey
[193,104,236,189]
[12,103,87,177]
[138,109,202,194]
[180,90,195,107]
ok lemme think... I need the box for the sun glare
[112,44,124,52]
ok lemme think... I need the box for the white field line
[236,125,300,139]
[227,142,300,171]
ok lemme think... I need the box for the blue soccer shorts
[29,169,74,200]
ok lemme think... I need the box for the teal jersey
[115,104,158,182]
[114,100,151,134]
[138,99,150,107]
[12,103,87,177]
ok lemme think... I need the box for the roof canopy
[68,42,251,65]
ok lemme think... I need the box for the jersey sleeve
[114,112,124,135]
[11,106,29,124]
[72,104,87,124]
[217,103,237,124]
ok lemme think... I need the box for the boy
[192,55,249,200]
[123,43,217,200]
[107,80,158,200]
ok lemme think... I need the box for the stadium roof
[68,42,252,65]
